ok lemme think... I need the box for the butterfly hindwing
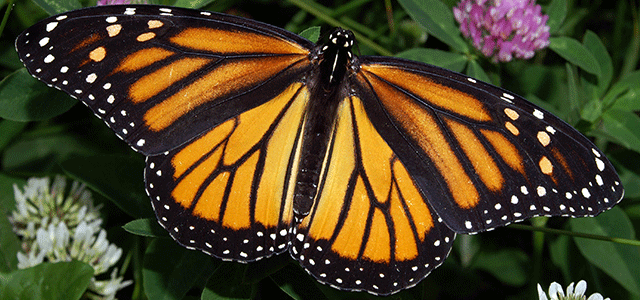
[146,82,311,261]
[15,5,313,156]
[291,95,456,294]
[356,58,624,233]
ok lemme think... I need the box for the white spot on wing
[86,73,97,83]
[46,22,58,32]
[533,109,544,119]
[39,37,49,47]
[595,158,605,171]
[44,54,55,63]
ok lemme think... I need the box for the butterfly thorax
[292,29,356,219]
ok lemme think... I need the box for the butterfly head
[328,28,355,49]
[317,28,357,86]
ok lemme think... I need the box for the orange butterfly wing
[291,94,456,293]
[355,59,624,233]
[146,82,311,261]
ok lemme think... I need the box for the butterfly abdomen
[292,29,357,218]
[291,69,344,218]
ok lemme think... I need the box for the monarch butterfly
[15,4,623,296]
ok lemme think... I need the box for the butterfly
[15,4,624,296]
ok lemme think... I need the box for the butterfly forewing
[356,58,624,233]
[15,5,313,156]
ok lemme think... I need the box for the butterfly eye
[14,4,624,297]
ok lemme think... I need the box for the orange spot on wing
[504,108,519,120]
[89,47,106,62]
[537,131,551,146]
[505,121,520,135]
[106,24,122,37]
[137,32,156,42]
[148,20,163,29]
[539,156,553,175]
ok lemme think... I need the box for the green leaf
[611,89,640,112]
[123,218,168,238]
[2,134,96,173]
[299,26,321,43]
[549,37,601,77]
[0,216,20,274]
[202,262,255,300]
[0,174,25,216]
[60,154,153,219]
[548,235,571,280]
[466,60,490,84]
[0,261,94,300]
[471,249,529,286]
[0,120,27,153]
[271,264,327,300]
[397,0,468,51]
[172,0,215,9]
[580,97,603,123]
[565,63,581,124]
[605,70,640,108]
[583,31,614,95]
[243,255,289,284]
[0,42,24,70]
[0,69,77,122]
[619,166,640,199]
[31,0,81,15]
[396,48,467,72]
[546,0,567,34]
[601,109,640,154]
[0,174,24,273]
[571,207,640,295]
[144,238,217,300]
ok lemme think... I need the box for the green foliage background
[1,0,639,299]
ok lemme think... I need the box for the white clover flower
[10,175,131,300]
[537,280,610,300]
[10,175,101,236]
